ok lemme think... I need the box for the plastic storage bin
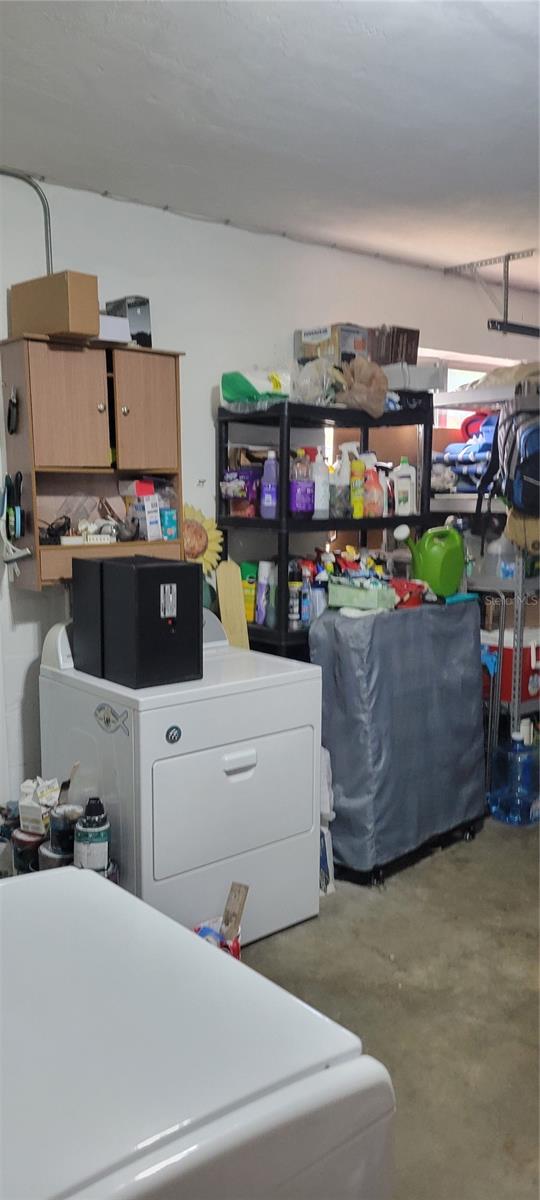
[489,734,540,827]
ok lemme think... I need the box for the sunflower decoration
[183,505,223,574]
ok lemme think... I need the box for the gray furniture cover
[310,603,485,872]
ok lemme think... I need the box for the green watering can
[394,524,465,597]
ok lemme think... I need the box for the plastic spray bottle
[289,451,315,517]
[260,451,279,519]
[350,460,365,518]
[363,468,384,517]
[392,457,417,516]
[312,448,330,519]
[288,561,302,628]
[301,568,312,626]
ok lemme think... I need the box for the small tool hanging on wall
[7,386,18,435]
[6,472,25,540]
[0,478,31,576]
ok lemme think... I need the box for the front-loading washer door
[152,726,314,880]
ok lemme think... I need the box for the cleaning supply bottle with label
[377,463,392,516]
[363,467,384,517]
[481,534,517,583]
[289,451,315,517]
[240,561,257,623]
[301,568,312,626]
[350,459,366,519]
[74,796,111,874]
[312,448,330,519]
[266,563,278,629]
[288,561,302,628]
[329,455,349,518]
[338,443,360,483]
[255,561,272,625]
[392,457,416,516]
[260,451,279,519]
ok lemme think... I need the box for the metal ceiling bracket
[445,248,539,339]
[471,268,505,316]
[487,319,540,338]
[444,249,536,275]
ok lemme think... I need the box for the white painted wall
[0,177,538,799]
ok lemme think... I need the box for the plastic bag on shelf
[289,357,340,406]
[339,359,388,417]
[221,369,289,412]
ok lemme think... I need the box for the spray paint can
[50,805,83,856]
[74,797,111,873]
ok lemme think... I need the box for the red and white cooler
[481,627,540,704]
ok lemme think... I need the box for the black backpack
[475,389,540,521]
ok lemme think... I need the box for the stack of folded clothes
[432,412,498,494]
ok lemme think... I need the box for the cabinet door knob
[121,405,130,416]
[97,402,106,413]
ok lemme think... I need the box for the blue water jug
[489,735,540,827]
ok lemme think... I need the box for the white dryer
[39,615,321,943]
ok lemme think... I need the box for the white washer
[0,869,395,1200]
[39,616,321,943]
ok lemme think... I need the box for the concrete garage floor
[245,820,539,1200]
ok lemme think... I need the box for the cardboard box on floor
[9,270,99,339]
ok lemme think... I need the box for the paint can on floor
[50,805,83,856]
[38,841,73,871]
[12,829,44,875]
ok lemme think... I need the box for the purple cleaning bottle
[260,451,279,519]
[289,450,315,517]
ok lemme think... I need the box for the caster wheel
[463,826,476,842]
[371,867,385,887]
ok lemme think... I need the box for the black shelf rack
[216,395,434,655]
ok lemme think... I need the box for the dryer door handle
[222,747,258,775]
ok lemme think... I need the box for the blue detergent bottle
[489,734,540,827]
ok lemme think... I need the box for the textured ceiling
[1,0,539,289]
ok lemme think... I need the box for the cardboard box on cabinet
[9,271,100,339]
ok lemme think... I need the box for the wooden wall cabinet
[29,342,111,468]
[113,350,179,470]
[0,336,184,589]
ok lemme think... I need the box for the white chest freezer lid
[1,871,360,1200]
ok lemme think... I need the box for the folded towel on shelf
[432,414,497,495]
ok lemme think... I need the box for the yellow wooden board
[216,560,249,649]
